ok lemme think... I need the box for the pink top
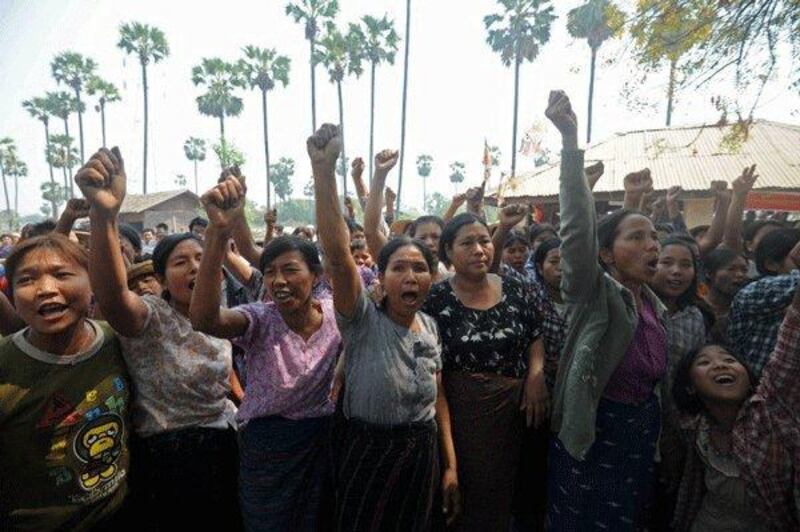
[233,298,342,423]
[603,297,667,405]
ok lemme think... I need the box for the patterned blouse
[422,275,542,378]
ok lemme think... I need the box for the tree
[40,182,67,219]
[239,45,291,210]
[22,96,59,216]
[183,137,207,194]
[449,161,466,192]
[485,0,556,178]
[397,0,413,214]
[270,157,295,203]
[0,138,16,228]
[86,76,121,147]
[174,174,188,188]
[315,22,365,199]
[285,0,339,132]
[350,15,400,178]
[45,91,81,198]
[567,0,624,143]
[192,58,246,160]
[416,154,433,211]
[5,152,28,225]
[118,21,170,193]
[51,51,97,164]
[425,191,448,217]
[303,179,315,198]
[212,139,246,169]
[46,134,80,201]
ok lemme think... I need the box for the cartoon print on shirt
[73,413,124,491]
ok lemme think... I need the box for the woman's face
[709,256,748,297]
[539,248,562,291]
[119,235,138,264]
[412,222,442,263]
[12,249,92,336]
[502,241,530,272]
[652,244,695,301]
[602,214,660,285]
[531,230,557,254]
[129,274,162,297]
[380,245,432,319]
[161,239,204,305]
[447,222,493,278]
[689,345,751,407]
[264,250,318,313]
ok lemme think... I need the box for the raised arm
[443,193,467,223]
[465,184,486,222]
[76,147,148,337]
[189,178,250,339]
[546,90,599,303]
[364,149,398,260]
[490,204,529,273]
[55,199,89,236]
[665,186,688,232]
[697,181,730,257]
[351,157,369,209]
[585,161,604,191]
[309,125,361,318]
[622,169,653,211]
[722,164,758,253]
[759,273,800,414]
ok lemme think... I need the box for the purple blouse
[603,297,667,404]
[233,298,342,423]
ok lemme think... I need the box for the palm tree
[285,0,339,132]
[22,96,59,216]
[315,22,365,199]
[192,58,246,160]
[416,154,432,210]
[485,0,556,178]
[46,134,80,201]
[0,138,16,228]
[270,157,295,203]
[118,21,170,193]
[183,137,207,194]
[449,161,465,193]
[86,76,121,147]
[51,51,96,164]
[567,0,624,143]
[46,91,82,198]
[239,46,291,210]
[6,154,28,227]
[397,0,412,213]
[351,15,400,177]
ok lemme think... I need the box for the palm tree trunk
[397,0,412,215]
[63,117,74,198]
[666,58,676,127]
[193,160,199,194]
[337,80,347,199]
[1,165,11,230]
[62,165,69,202]
[262,89,272,210]
[44,122,58,218]
[14,174,19,223]
[74,87,85,164]
[587,46,597,144]
[141,61,149,194]
[100,100,107,148]
[511,53,521,178]
[422,175,427,211]
[369,61,376,179]
[219,115,226,169]
[310,37,317,132]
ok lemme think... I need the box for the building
[492,120,800,228]
[118,190,202,232]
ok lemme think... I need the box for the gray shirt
[336,290,442,425]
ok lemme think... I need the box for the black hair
[118,223,142,252]
[26,219,57,238]
[597,208,645,251]
[151,233,202,276]
[672,343,757,415]
[689,225,709,239]
[529,223,557,245]
[377,236,436,274]
[189,217,208,230]
[755,228,800,276]
[350,239,368,253]
[156,222,169,231]
[702,247,744,278]
[439,213,489,267]
[344,217,363,235]
[533,238,561,274]
[656,237,701,310]
[743,220,784,244]
[259,236,323,275]
[503,230,529,249]
[408,216,444,238]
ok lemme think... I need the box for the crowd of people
[1,90,799,532]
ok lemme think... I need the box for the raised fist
[666,185,682,205]
[375,149,399,174]
[201,176,246,230]
[499,204,529,229]
[624,168,653,195]
[63,198,90,219]
[264,208,277,226]
[306,124,342,169]
[75,147,126,215]
[385,186,397,206]
[451,192,467,208]
[351,157,365,178]
[219,165,247,188]
[585,161,604,189]
[545,90,578,140]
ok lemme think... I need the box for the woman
[544,91,667,531]
[190,176,340,531]
[0,234,130,530]
[701,248,748,341]
[407,215,449,282]
[423,210,547,532]
[528,238,566,391]
[501,230,531,277]
[308,125,460,531]
[76,147,239,530]
[671,280,800,530]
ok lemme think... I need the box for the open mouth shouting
[272,288,293,304]
[400,290,420,306]
[712,373,737,386]
[37,301,69,321]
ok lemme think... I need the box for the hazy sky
[1,0,798,216]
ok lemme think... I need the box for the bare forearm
[190,226,229,334]
[443,201,461,223]
[365,170,389,258]
[722,195,746,252]
[435,377,458,472]
[698,196,730,256]
[315,165,351,266]
[490,225,511,273]
[231,215,262,268]
[224,249,254,285]
[55,213,77,236]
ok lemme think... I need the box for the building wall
[120,195,202,233]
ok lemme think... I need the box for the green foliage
[336,155,350,178]
[273,198,316,227]
[484,0,557,66]
[193,58,246,121]
[567,0,624,50]
[630,0,713,67]
[239,46,291,92]
[416,154,433,177]
[424,191,449,217]
[270,157,295,202]
[46,134,79,170]
[45,91,82,120]
[488,145,501,167]
[213,139,246,168]
[174,174,188,187]
[315,22,365,83]
[22,96,52,125]
[86,76,121,107]
[449,161,466,185]
[351,14,400,66]
[40,182,67,213]
[303,179,315,198]
[51,51,97,92]
[285,0,340,41]
[184,137,207,162]
[117,22,170,65]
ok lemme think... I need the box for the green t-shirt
[0,320,130,531]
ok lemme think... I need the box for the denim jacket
[551,150,667,460]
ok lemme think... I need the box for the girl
[529,238,566,391]
[544,91,667,531]
[407,215,449,282]
[701,248,748,340]
[0,234,130,530]
[501,230,531,277]
[75,147,239,530]
[190,176,340,531]
[308,125,460,531]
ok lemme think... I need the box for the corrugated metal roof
[495,120,800,201]
[120,189,199,214]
